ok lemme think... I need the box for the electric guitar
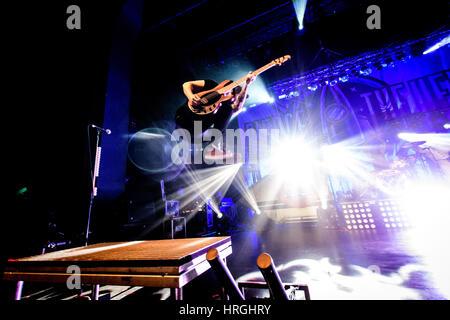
[187,55,291,115]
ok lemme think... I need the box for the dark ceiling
[131,0,448,123]
[141,0,448,73]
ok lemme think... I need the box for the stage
[2,222,448,300]
[6,0,450,305]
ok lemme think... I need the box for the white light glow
[397,178,450,298]
[292,0,308,30]
[397,132,450,150]
[237,257,423,299]
[270,137,317,190]
[423,35,450,55]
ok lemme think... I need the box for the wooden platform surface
[3,237,232,287]
[8,237,230,265]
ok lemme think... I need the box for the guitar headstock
[273,55,291,66]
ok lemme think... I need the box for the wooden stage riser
[4,272,181,288]
[12,237,231,263]
[4,246,232,276]
[3,248,231,289]
[3,237,233,300]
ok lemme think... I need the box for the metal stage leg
[15,281,24,300]
[170,287,183,300]
[304,286,311,300]
[222,256,229,300]
[206,248,244,301]
[91,284,100,300]
[257,253,288,300]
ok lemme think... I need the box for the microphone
[91,124,111,135]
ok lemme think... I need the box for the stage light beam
[423,35,450,55]
[232,168,261,216]
[292,0,308,30]
[398,132,450,150]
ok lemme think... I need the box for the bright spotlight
[270,136,316,189]
[397,132,415,141]
[292,0,308,31]
[396,178,450,298]
[339,75,349,83]
[444,123,450,129]
[397,132,450,150]
[397,132,407,140]
[321,144,359,175]
[423,35,450,55]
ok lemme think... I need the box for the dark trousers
[175,103,233,142]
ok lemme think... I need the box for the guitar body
[188,80,234,115]
[183,55,291,116]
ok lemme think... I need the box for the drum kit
[335,139,448,200]
[369,140,448,195]
[376,140,423,173]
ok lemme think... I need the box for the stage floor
[2,223,449,300]
[226,223,449,300]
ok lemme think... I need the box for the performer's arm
[183,80,205,107]
[232,72,256,112]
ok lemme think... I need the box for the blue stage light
[423,35,450,55]
[359,66,372,76]
[288,91,300,98]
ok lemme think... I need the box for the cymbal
[401,141,426,148]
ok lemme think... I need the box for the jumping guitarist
[174,55,291,161]
[176,73,256,132]
[175,72,256,160]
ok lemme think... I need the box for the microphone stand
[85,127,104,246]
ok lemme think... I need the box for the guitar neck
[217,61,278,94]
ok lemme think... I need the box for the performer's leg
[212,105,233,133]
